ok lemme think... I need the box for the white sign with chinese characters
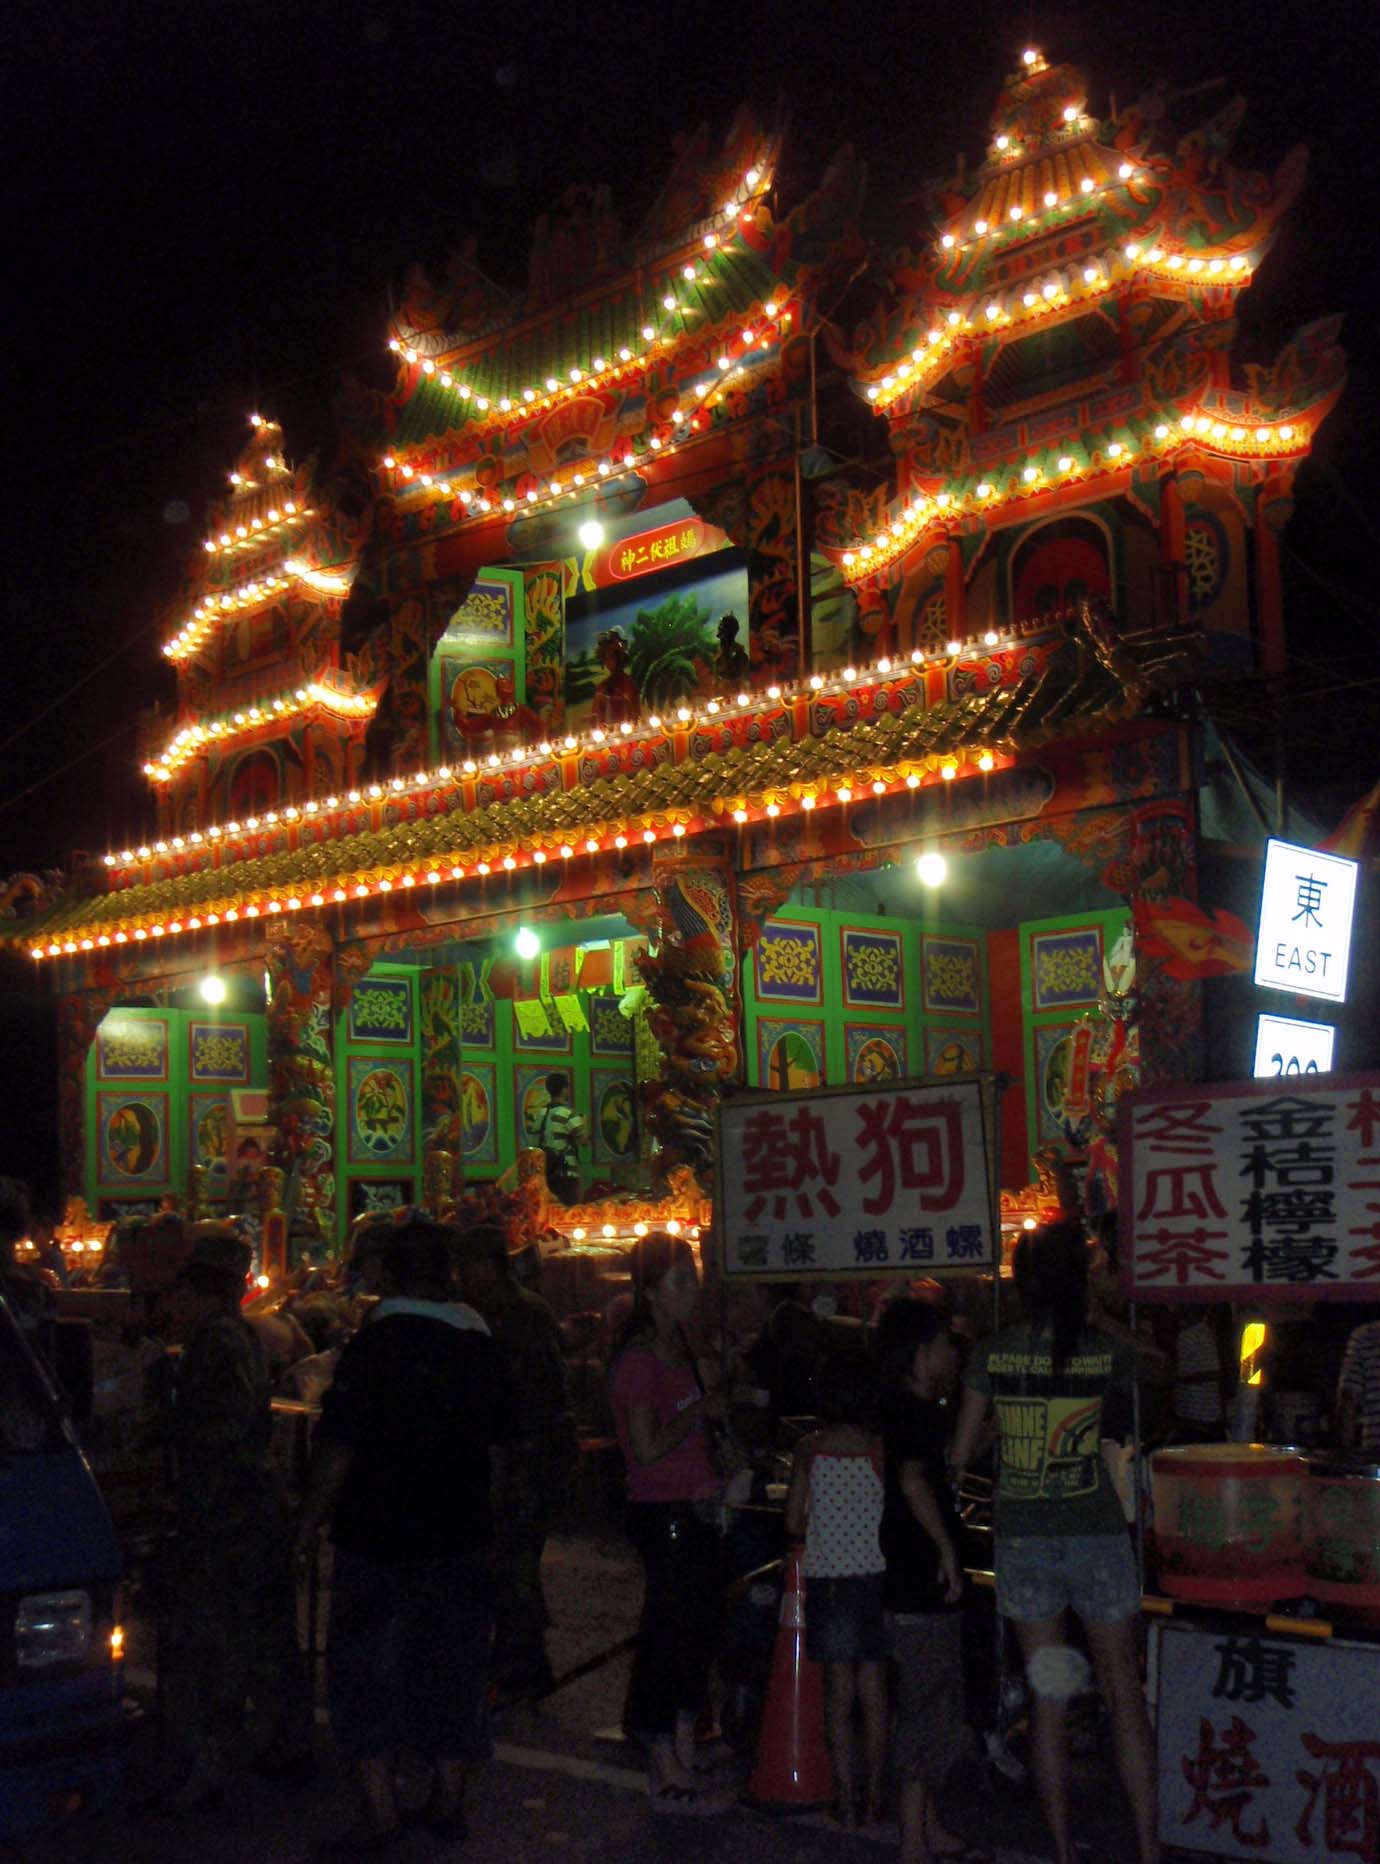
[718,1076,998,1278]
[1253,1014,1337,1081]
[1254,838,1359,1005]
[1156,1620,1380,1862]
[1120,1074,1380,1299]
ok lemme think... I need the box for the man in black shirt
[296,1219,513,1855]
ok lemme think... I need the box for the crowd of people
[5,1168,1380,1861]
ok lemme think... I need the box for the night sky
[3,0,1375,879]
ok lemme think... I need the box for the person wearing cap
[453,1224,577,1698]
[149,1224,313,1812]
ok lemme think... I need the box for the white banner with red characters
[718,1076,998,1278]
[1156,1620,1380,1862]
[1119,1074,1380,1300]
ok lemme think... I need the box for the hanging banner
[718,1075,999,1279]
[1156,1619,1380,1862]
[1119,1073,1380,1299]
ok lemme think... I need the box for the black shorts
[804,1573,887,1663]
[327,1547,494,1759]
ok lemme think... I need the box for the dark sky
[3,0,1375,876]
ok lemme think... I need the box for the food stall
[1119,1070,1380,1863]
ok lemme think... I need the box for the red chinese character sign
[1120,1074,1380,1300]
[718,1077,998,1278]
[1157,1621,1380,1862]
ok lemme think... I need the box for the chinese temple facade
[6,53,1345,1264]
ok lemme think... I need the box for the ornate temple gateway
[5,52,1345,1261]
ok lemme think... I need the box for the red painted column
[943,534,966,642]
[1255,473,1292,676]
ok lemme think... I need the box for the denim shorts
[995,1532,1140,1624]
[804,1573,887,1662]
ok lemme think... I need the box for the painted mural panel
[921,936,982,1016]
[840,927,905,1010]
[349,976,414,1045]
[347,1178,412,1221]
[347,1058,414,1164]
[589,995,634,1058]
[459,997,495,1049]
[96,1014,169,1082]
[845,1024,908,1084]
[756,1018,826,1093]
[98,1093,168,1184]
[754,920,824,1006]
[1032,1024,1078,1144]
[1030,926,1103,1011]
[592,1073,638,1164]
[188,1020,250,1084]
[460,1064,497,1164]
[190,1093,231,1199]
[925,1028,985,1076]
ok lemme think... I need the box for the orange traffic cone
[744,1544,835,1813]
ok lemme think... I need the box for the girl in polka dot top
[785,1352,887,1828]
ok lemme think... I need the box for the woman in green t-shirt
[951,1223,1158,1864]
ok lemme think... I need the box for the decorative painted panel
[756,1018,826,1092]
[592,1073,638,1163]
[925,1028,985,1076]
[753,920,823,1005]
[190,1093,231,1198]
[98,1092,168,1184]
[1030,926,1103,1012]
[921,936,982,1016]
[189,1020,250,1084]
[1032,1023,1078,1144]
[589,995,634,1057]
[348,977,414,1045]
[845,1023,908,1084]
[840,927,905,1010]
[347,1058,414,1164]
[459,997,495,1049]
[347,1177,413,1220]
[96,1014,169,1082]
[460,1064,498,1164]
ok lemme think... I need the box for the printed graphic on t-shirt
[986,1346,1115,1504]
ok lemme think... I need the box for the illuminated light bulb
[1187,257,1204,273]
[522,388,536,402]
[1280,425,1294,440]
[612,833,628,849]
[476,396,489,411]
[946,638,963,658]
[1208,257,1225,274]
[1230,255,1248,271]
[585,838,599,854]
[1181,414,1197,432]
[1022,46,1038,64]
[1108,441,1124,457]
[947,310,962,328]
[476,861,491,876]
[1083,266,1100,284]
[736,691,751,707]
[871,780,886,796]
[1022,465,1039,482]
[835,785,853,803]
[974,218,988,235]
[866,386,880,402]
[1009,203,1023,221]
[662,294,676,311]
[977,750,996,773]
[1168,254,1184,269]
[976,482,993,499]
[941,232,956,249]
[996,135,1010,151]
[1063,105,1078,123]
[718,354,731,370]
[1044,190,1060,209]
[746,166,761,186]
[984,629,999,646]
[986,302,1001,320]
[1023,290,1037,307]
[1212,421,1227,438]
[1042,279,1059,299]
[1080,176,1095,194]
[916,851,948,885]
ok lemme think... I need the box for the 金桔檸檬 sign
[718,1076,998,1278]
[1119,1073,1380,1298]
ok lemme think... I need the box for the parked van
[1,1290,131,1839]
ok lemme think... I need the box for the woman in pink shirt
[608,1232,731,1815]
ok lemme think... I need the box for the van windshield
[0,1297,66,1456]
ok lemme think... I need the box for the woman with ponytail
[608,1232,731,1815]
[951,1221,1158,1864]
